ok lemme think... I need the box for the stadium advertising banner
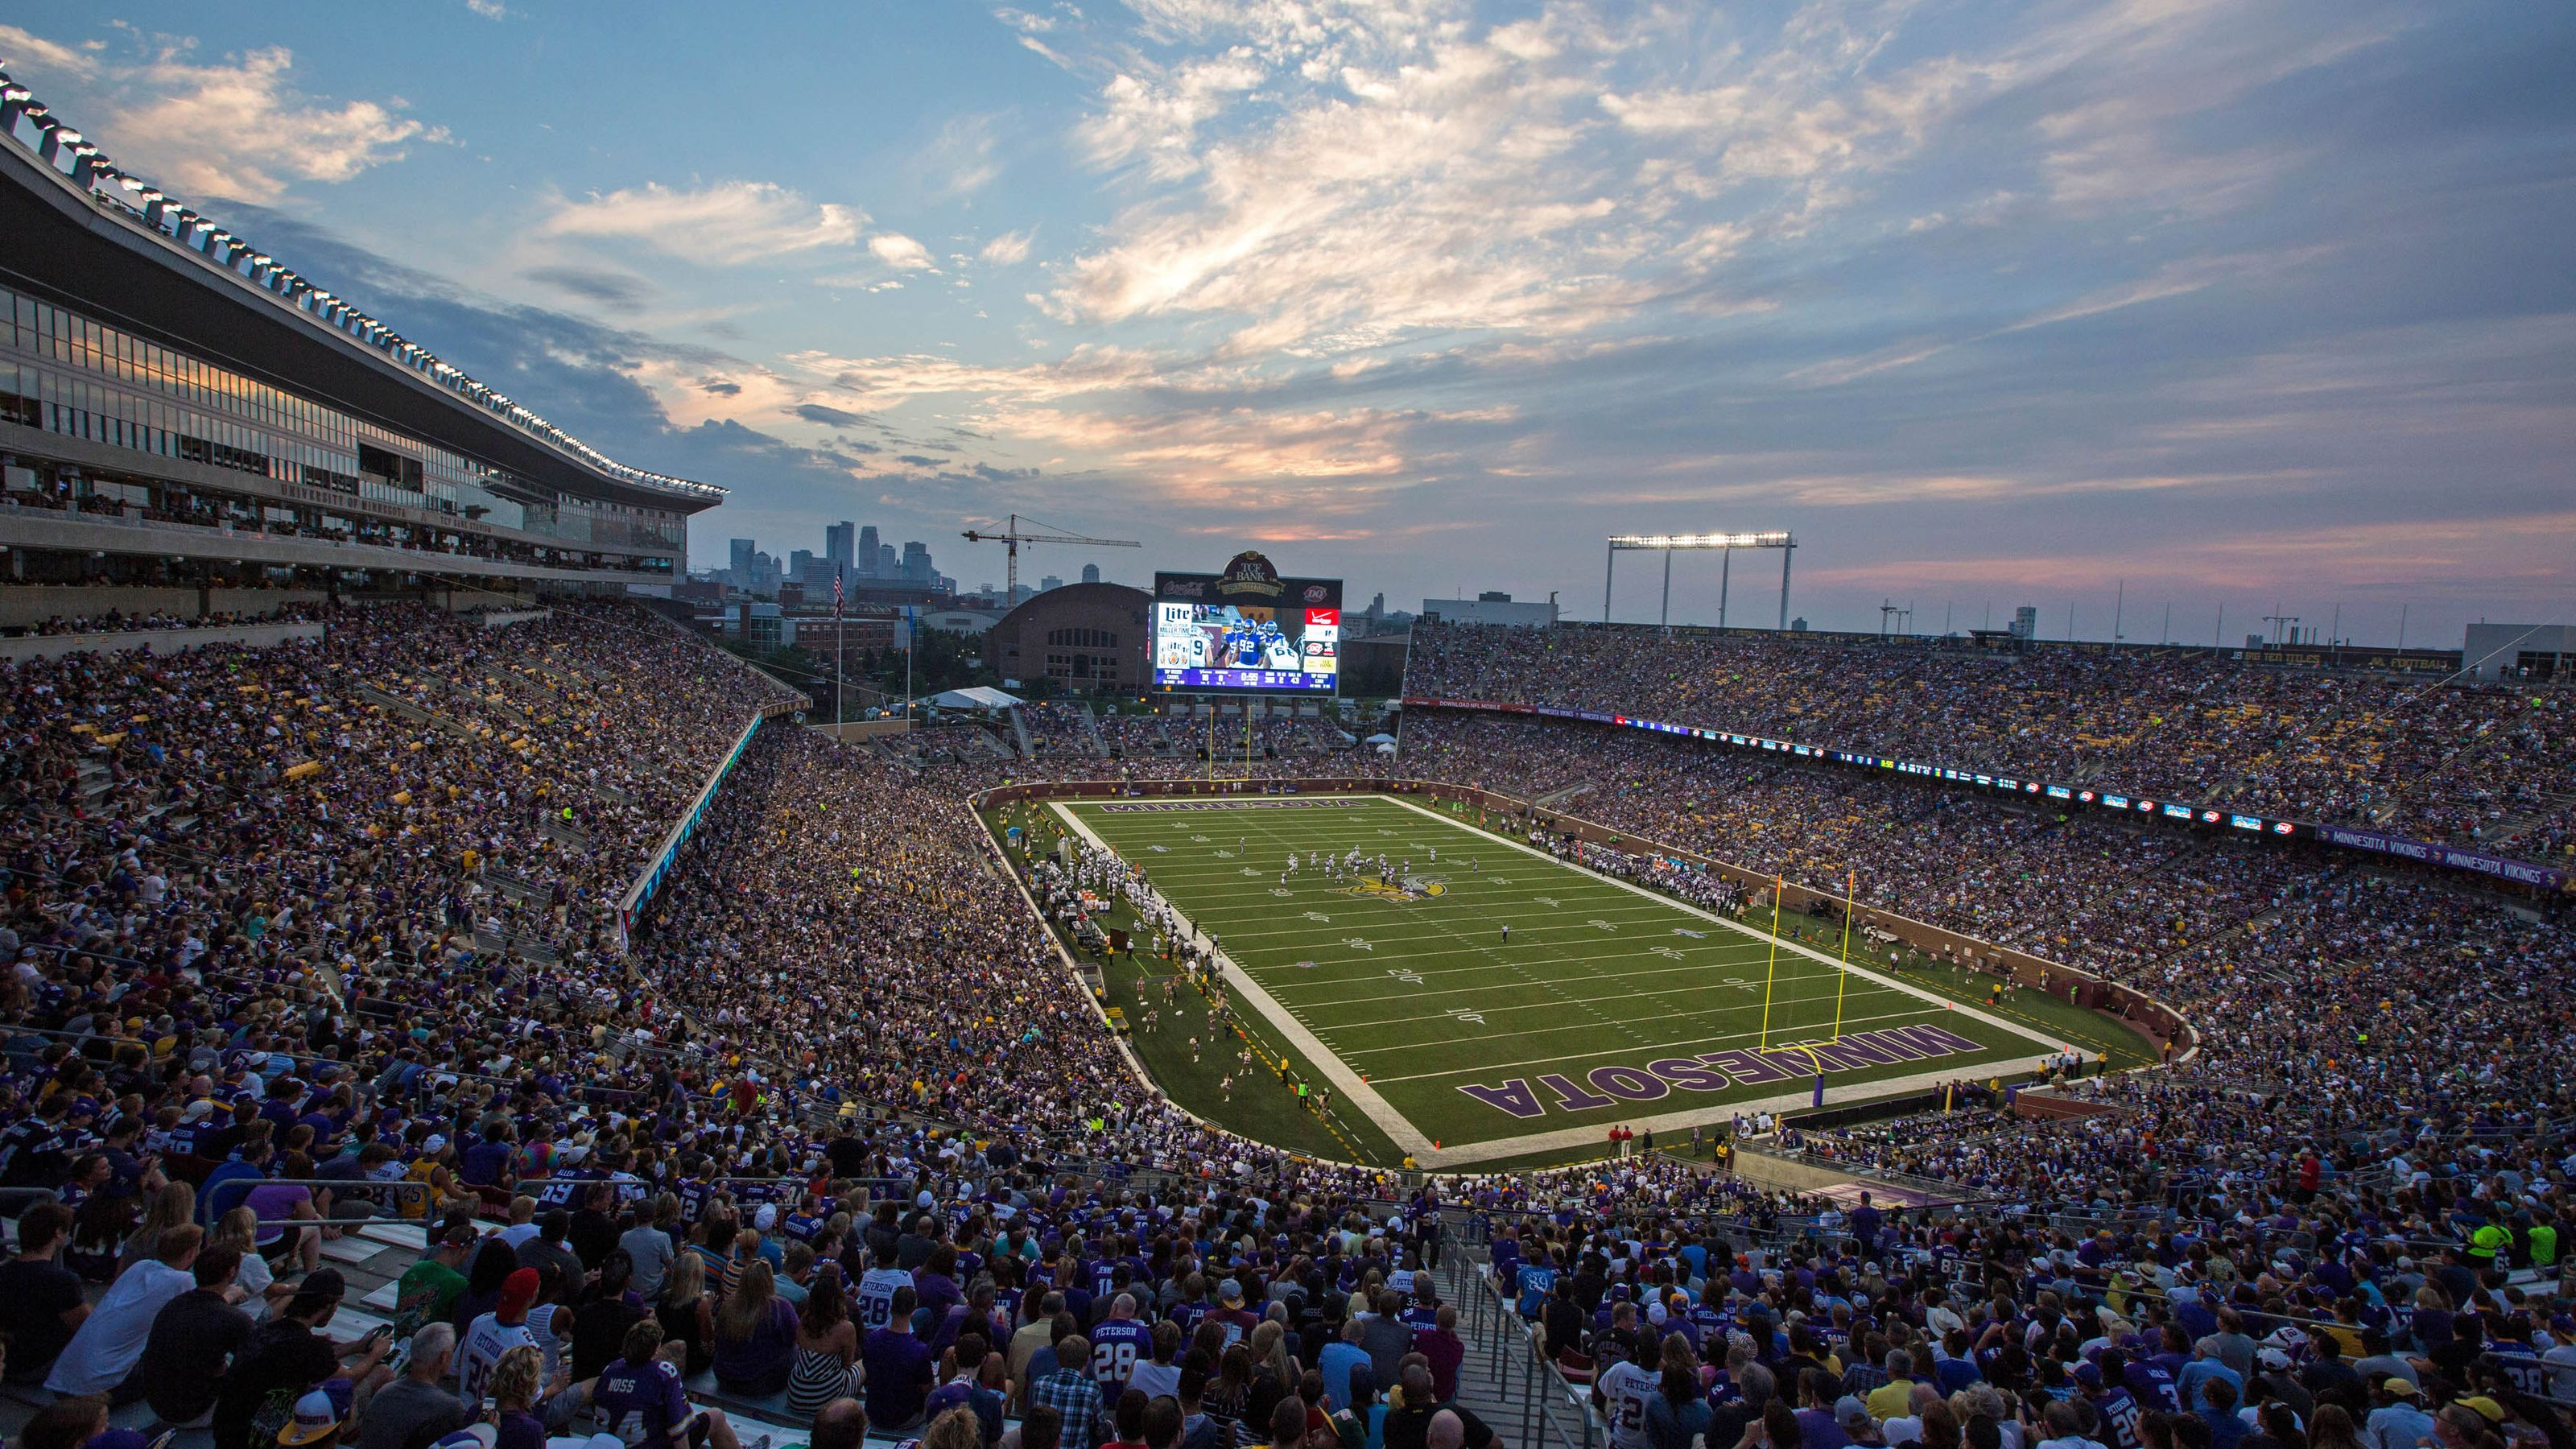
[1154,551,1344,692]
[1401,696,2570,892]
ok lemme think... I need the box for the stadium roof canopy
[930,687,1022,711]
[0,67,723,515]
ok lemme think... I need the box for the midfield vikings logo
[1346,873,1448,902]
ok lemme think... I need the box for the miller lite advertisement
[1153,551,1344,693]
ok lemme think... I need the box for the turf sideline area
[1050,791,2067,1170]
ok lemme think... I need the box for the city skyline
[4,1,2566,643]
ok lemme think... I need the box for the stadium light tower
[1605,532,1795,630]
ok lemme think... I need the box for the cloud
[540,181,863,264]
[868,233,937,270]
[465,0,507,18]
[0,23,105,77]
[522,266,654,308]
[794,402,872,427]
[9,35,446,204]
[921,113,1005,196]
[1793,251,2324,385]
[980,229,1035,266]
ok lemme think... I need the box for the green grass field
[1047,794,2118,1167]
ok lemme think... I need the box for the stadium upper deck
[0,68,717,597]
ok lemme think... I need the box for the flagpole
[832,567,844,731]
[1759,873,1782,1049]
[1834,868,1854,1042]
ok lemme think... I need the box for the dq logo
[1302,584,1328,603]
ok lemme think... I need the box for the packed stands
[0,607,2568,1449]
[1019,702,1104,758]
[1404,622,2576,857]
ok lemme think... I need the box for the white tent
[1363,733,1397,745]
[928,686,1022,711]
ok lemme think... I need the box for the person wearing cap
[278,1383,356,1449]
[2248,1345,2314,1425]
[395,1224,479,1340]
[461,1268,545,1408]
[2360,1374,2433,1449]
[211,1268,394,1449]
[1208,1278,1261,1346]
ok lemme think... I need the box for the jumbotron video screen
[1153,551,1343,692]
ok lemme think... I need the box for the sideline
[1045,799,1439,1163]
[1059,792,2062,1170]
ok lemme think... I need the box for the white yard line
[1065,793,2066,1170]
[1049,799,1439,1163]
[1373,795,2062,1054]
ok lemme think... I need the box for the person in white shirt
[46,1224,205,1397]
[1593,1342,1657,1449]
[459,1268,543,1407]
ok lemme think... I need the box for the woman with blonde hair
[923,1406,986,1449]
[117,1180,195,1278]
[712,1257,799,1397]
[208,1205,290,1309]
[485,1343,551,1449]
[1246,1319,1298,1432]
[657,1246,716,1377]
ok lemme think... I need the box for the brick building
[981,580,1151,695]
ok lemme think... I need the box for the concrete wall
[1724,1147,1872,1195]
[478,608,553,630]
[0,585,198,629]
[811,719,913,741]
[0,585,331,630]
[0,621,324,662]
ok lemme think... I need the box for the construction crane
[960,513,1141,595]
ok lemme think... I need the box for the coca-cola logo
[1162,580,1208,597]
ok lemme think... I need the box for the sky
[3,0,2571,643]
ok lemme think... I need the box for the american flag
[832,567,844,617]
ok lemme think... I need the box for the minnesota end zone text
[1459,1022,1983,1121]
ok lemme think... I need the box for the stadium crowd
[0,606,2565,1449]
[1404,624,2576,859]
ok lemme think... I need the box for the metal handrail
[1437,1219,1604,1449]
[200,1172,440,1221]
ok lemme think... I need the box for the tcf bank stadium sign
[1457,1022,1985,1121]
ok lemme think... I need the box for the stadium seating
[1405,621,2576,858]
[0,605,2567,1449]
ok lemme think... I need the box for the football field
[1055,794,2070,1167]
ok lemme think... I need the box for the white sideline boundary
[1059,794,2062,1169]
[1046,799,1438,1162]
